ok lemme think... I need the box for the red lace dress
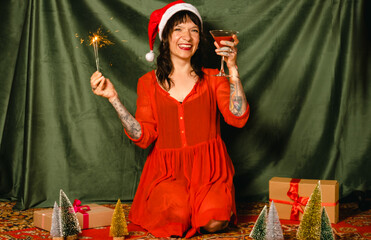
[125,68,250,238]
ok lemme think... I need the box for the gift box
[269,177,339,223]
[34,203,114,231]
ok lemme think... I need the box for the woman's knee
[202,219,229,233]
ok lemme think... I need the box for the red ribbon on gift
[270,178,309,220]
[73,199,90,229]
[270,178,338,221]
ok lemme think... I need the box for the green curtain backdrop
[0,0,370,210]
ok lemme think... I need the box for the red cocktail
[213,36,234,47]
[209,30,238,76]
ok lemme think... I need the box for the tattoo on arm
[229,81,246,116]
[111,98,142,139]
[232,95,243,113]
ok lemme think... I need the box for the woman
[90,1,249,238]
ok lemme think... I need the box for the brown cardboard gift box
[269,177,339,223]
[33,203,114,231]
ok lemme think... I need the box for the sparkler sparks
[88,28,114,48]
[88,28,114,71]
[75,27,121,70]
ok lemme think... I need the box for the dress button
[181,130,184,134]
[180,116,183,120]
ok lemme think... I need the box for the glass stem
[220,56,225,74]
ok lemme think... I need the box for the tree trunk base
[52,238,64,240]
[113,237,125,240]
[66,235,79,240]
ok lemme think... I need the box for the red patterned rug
[1,201,370,239]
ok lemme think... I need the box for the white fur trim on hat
[158,3,202,41]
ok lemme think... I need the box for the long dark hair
[156,10,206,91]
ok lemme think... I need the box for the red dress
[125,68,250,238]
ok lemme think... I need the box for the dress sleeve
[124,73,158,149]
[211,69,250,128]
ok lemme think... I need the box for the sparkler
[92,36,99,71]
[88,28,114,72]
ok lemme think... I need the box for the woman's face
[168,17,200,62]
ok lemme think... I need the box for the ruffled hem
[129,136,236,238]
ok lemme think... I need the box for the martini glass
[210,30,238,77]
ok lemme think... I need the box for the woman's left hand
[214,34,239,69]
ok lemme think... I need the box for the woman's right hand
[90,71,118,102]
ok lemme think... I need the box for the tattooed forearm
[229,78,247,116]
[110,98,142,139]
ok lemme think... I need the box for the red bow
[286,179,309,220]
[270,178,309,220]
[73,199,90,229]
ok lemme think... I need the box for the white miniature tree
[266,201,284,240]
[50,201,63,240]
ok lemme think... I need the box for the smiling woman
[90,0,249,238]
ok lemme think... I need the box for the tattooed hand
[214,34,239,69]
[90,71,118,102]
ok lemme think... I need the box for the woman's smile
[178,43,192,50]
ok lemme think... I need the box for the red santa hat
[145,0,202,62]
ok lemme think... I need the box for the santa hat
[145,0,202,62]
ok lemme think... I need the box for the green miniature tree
[320,207,335,240]
[249,205,267,240]
[110,199,128,240]
[296,181,322,240]
[50,201,63,240]
[60,189,81,239]
[266,201,284,240]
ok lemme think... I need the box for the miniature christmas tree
[50,201,63,240]
[60,189,81,239]
[297,181,322,240]
[249,205,267,240]
[110,199,128,240]
[320,207,335,240]
[266,201,284,240]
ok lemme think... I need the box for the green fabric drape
[0,0,370,210]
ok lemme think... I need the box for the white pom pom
[145,50,155,62]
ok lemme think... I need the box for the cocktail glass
[209,30,238,77]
